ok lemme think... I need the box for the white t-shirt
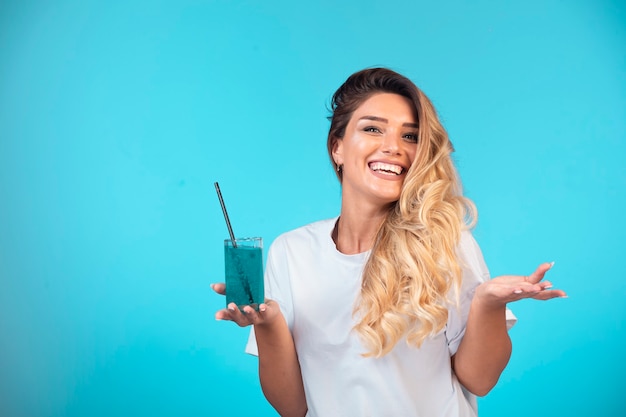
[246,218,516,417]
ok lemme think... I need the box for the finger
[510,279,555,295]
[214,304,242,321]
[526,262,555,284]
[511,283,566,299]
[243,302,275,324]
[229,303,252,325]
[225,302,255,327]
[211,283,226,295]
[539,280,553,290]
[215,308,231,321]
[512,283,544,296]
[242,305,263,323]
[530,289,568,301]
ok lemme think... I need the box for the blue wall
[1,1,624,416]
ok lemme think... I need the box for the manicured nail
[259,305,266,312]
[544,284,553,289]
[513,289,523,294]
[549,261,555,268]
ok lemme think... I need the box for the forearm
[255,316,307,417]
[453,299,512,396]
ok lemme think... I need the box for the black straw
[214,182,237,247]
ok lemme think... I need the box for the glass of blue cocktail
[224,237,264,311]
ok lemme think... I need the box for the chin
[376,193,401,207]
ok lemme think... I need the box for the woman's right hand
[211,282,281,327]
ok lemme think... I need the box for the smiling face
[332,92,419,210]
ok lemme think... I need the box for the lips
[368,161,404,175]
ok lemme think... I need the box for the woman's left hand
[474,262,567,309]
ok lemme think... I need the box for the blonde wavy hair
[327,68,476,357]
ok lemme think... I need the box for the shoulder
[458,229,479,252]
[271,217,337,250]
[457,229,490,281]
[265,217,338,277]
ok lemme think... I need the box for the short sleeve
[245,236,295,356]
[445,231,517,356]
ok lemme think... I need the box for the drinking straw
[214,182,237,247]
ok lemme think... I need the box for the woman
[212,68,565,417]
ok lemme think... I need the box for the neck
[333,203,392,255]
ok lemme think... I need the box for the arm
[452,262,566,396]
[213,283,307,417]
[451,296,511,396]
[254,309,307,417]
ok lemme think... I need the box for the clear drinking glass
[224,237,264,310]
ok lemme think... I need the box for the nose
[381,133,402,155]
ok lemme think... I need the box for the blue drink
[224,237,264,310]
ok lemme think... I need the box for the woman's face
[332,93,419,209]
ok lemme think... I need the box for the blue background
[1,0,624,416]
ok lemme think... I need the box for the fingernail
[259,305,266,312]
[228,305,236,312]
[549,261,555,268]
[544,284,553,289]
[513,289,523,294]
[560,295,569,299]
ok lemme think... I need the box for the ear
[331,137,344,166]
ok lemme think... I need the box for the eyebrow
[359,115,419,129]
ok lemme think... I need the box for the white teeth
[369,162,403,175]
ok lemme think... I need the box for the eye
[363,126,382,134]
[403,133,418,143]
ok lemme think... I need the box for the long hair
[327,68,476,357]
